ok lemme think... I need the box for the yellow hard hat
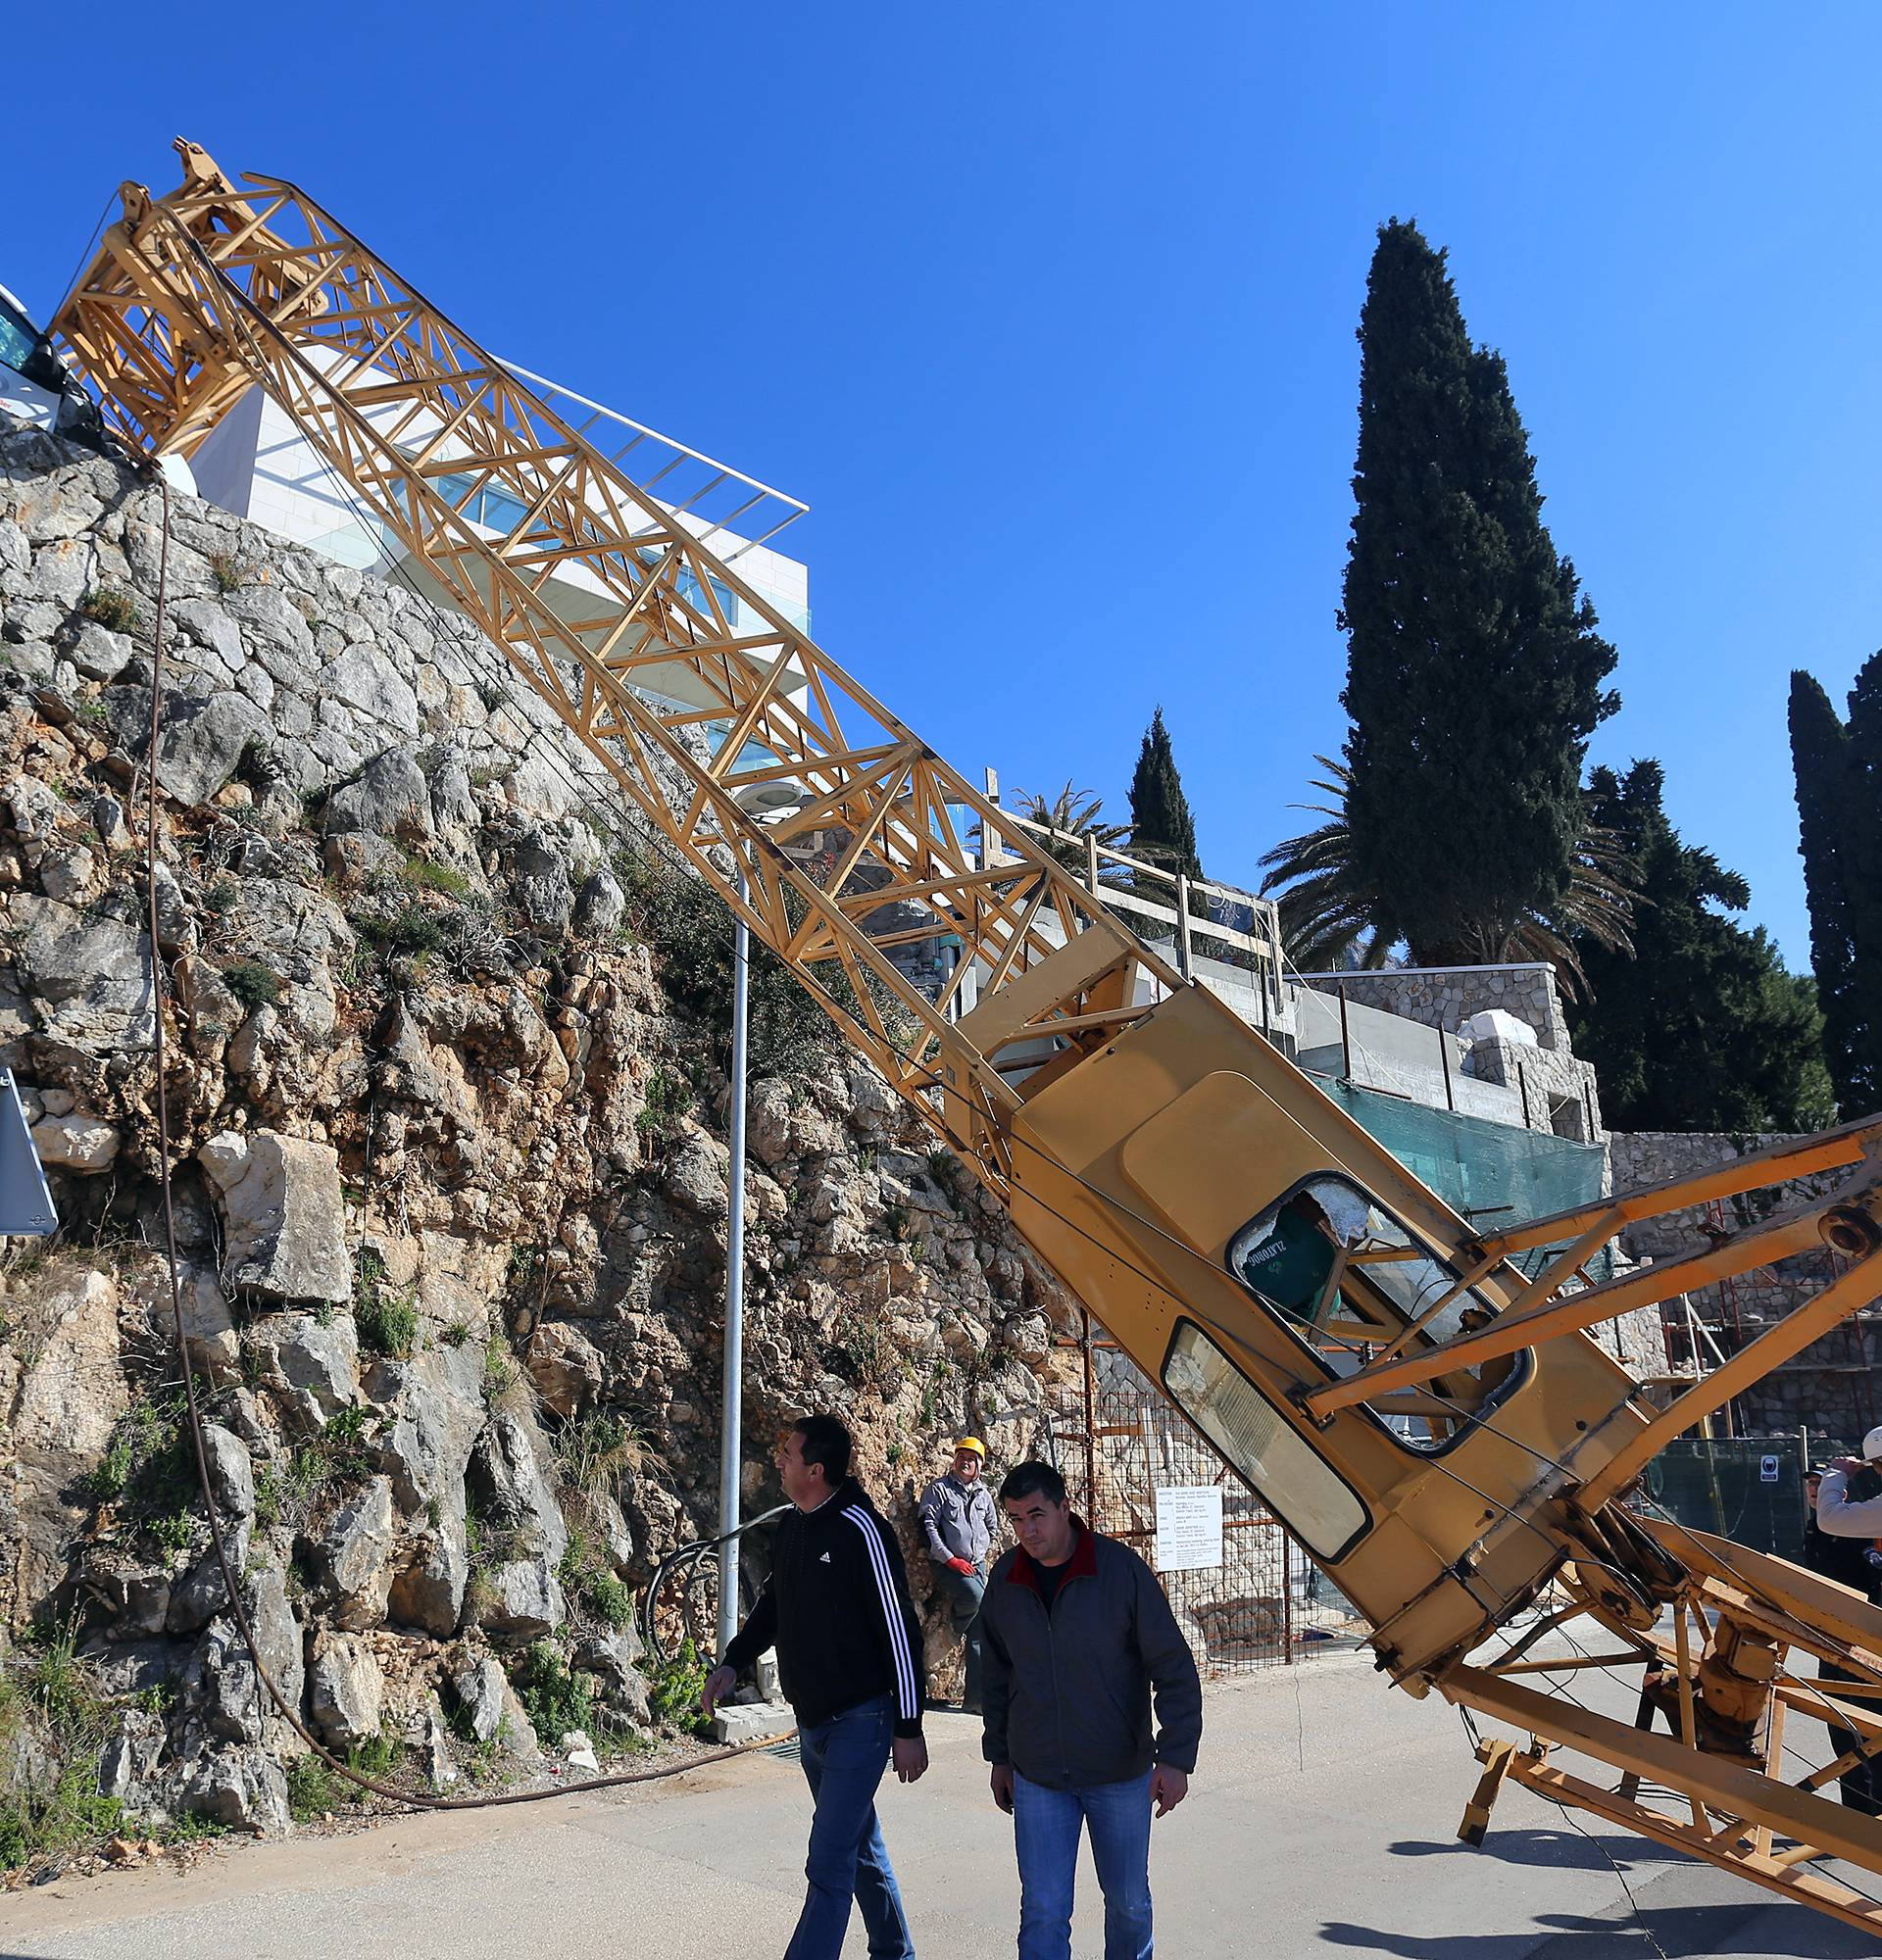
[953,1437,986,1457]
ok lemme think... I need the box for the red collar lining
[1008,1518,1098,1593]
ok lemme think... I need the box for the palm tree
[1259,757,1640,997]
[1009,782,1131,881]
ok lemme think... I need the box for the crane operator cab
[0,283,193,494]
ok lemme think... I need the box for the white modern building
[186,362,815,715]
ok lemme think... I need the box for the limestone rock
[67,619,134,682]
[152,688,274,808]
[308,1631,385,1748]
[661,1121,730,1220]
[574,867,625,935]
[470,1412,568,1566]
[316,1476,397,1628]
[524,1321,603,1418]
[169,597,245,671]
[199,1129,351,1304]
[36,842,97,904]
[388,1529,468,1639]
[202,1424,256,1519]
[168,1526,250,1637]
[11,1268,127,1458]
[29,1111,121,1172]
[320,645,420,738]
[575,1631,651,1726]
[325,747,433,842]
[371,1346,485,1514]
[449,1654,508,1743]
[245,1311,360,1428]
[323,829,403,891]
[180,1742,291,1836]
[224,584,315,664]
[424,1692,460,1787]
[480,1555,565,1640]
[9,893,155,1051]
[97,1708,169,1806]
[505,826,574,935]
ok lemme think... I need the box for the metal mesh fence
[1041,1381,1366,1673]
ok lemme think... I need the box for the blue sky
[10,4,1880,970]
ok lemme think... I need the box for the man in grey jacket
[918,1436,998,1713]
[979,1458,1202,1960]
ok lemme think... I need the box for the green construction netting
[1638,1438,1813,1562]
[1316,1078,1610,1280]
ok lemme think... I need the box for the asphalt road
[0,1653,1873,1959]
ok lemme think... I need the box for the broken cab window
[1226,1174,1524,1454]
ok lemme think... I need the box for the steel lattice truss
[56,141,1176,1194]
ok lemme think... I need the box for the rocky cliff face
[0,417,1073,1860]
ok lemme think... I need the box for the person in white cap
[1815,1426,1882,1539]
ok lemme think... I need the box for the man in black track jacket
[703,1414,927,1959]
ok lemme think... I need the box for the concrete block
[712,1699,794,1745]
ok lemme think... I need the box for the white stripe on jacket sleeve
[844,1506,918,1722]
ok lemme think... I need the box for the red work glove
[946,1556,975,1576]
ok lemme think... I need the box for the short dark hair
[792,1414,853,1485]
[999,1459,1066,1506]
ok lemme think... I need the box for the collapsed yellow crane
[51,138,1882,1933]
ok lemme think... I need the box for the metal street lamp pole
[718,868,751,1659]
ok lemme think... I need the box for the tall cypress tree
[1788,670,1864,1113]
[1840,651,1882,1111]
[1569,761,1834,1132]
[1340,220,1619,965]
[1128,707,1202,881]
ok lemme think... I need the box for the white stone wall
[1608,1130,1873,1440]
[1293,963,1570,1054]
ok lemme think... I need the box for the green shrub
[400,856,473,900]
[615,850,841,1079]
[352,1250,418,1358]
[285,1752,334,1822]
[0,1627,125,1874]
[636,1067,686,1138]
[556,1410,638,1496]
[510,1642,592,1742]
[587,1571,633,1631]
[223,960,283,1009]
[80,587,139,632]
[647,1640,712,1738]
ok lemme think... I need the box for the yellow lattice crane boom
[51,138,1882,1933]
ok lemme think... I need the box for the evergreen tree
[1128,707,1202,881]
[1340,220,1619,965]
[1788,670,1866,1113]
[1569,761,1834,1132]
[1843,650,1882,1111]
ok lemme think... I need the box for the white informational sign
[1155,1486,1224,1573]
[1759,1454,1781,1485]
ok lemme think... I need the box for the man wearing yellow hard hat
[918,1436,998,1714]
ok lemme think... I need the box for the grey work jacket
[918,1472,997,1567]
[979,1522,1202,1789]
[1818,1467,1882,1537]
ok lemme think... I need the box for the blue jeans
[935,1563,986,1707]
[786,1692,915,1960]
[1013,1769,1153,1960]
